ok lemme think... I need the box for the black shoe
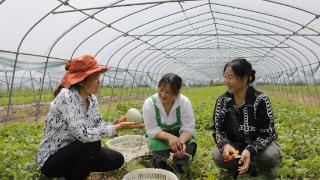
[249,168,258,177]
[152,157,174,172]
[175,164,185,174]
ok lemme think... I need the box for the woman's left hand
[113,116,144,129]
[115,121,145,130]
[238,149,251,174]
[113,116,126,125]
[174,141,186,159]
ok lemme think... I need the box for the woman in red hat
[37,55,144,180]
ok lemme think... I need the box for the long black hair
[223,58,256,84]
[158,73,182,96]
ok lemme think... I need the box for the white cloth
[143,93,196,138]
[37,87,116,168]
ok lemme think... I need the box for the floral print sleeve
[37,88,116,168]
[62,89,116,142]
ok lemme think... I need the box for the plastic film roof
[1,0,320,88]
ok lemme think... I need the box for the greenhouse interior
[0,0,319,179]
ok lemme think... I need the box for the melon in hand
[126,108,143,124]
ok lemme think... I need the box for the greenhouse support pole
[29,71,37,108]
[4,71,9,96]
[290,68,300,102]
[119,69,128,102]
[308,63,320,106]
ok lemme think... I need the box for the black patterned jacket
[212,86,277,157]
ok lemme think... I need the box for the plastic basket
[122,168,179,180]
[107,135,149,162]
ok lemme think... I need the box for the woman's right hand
[223,144,237,160]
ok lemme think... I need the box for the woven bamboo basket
[122,168,179,180]
[107,135,149,162]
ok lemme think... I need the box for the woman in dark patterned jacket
[212,58,281,177]
[37,55,144,180]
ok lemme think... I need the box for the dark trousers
[152,142,197,173]
[40,140,124,180]
[213,142,281,172]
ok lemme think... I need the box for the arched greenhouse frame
[0,0,319,179]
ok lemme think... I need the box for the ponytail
[250,70,256,83]
[54,84,64,97]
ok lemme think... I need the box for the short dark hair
[158,73,182,96]
[223,58,256,84]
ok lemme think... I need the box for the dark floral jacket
[213,86,277,157]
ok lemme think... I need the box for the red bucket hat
[61,54,109,88]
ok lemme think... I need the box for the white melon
[126,108,143,123]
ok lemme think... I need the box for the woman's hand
[223,144,237,160]
[174,141,186,159]
[113,116,144,130]
[173,132,192,158]
[238,149,251,174]
[113,116,126,125]
[168,135,183,153]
